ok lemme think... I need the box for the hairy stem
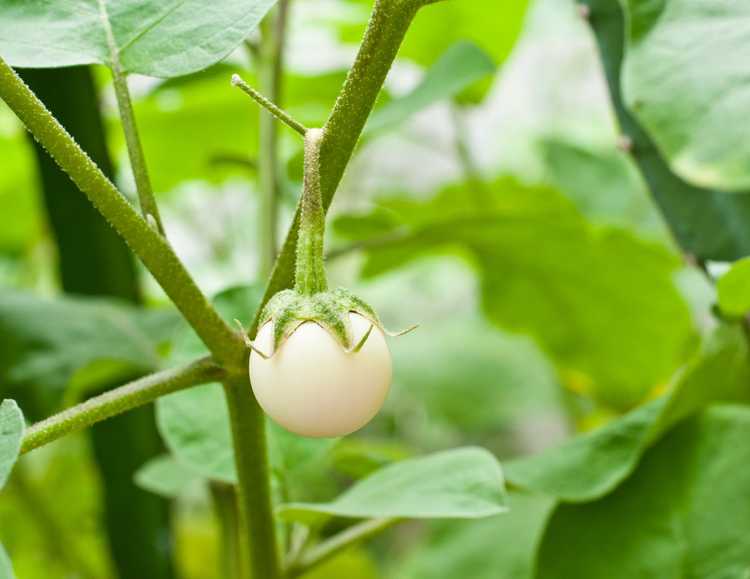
[20,357,223,455]
[295,128,328,295]
[288,518,398,577]
[222,377,282,579]
[250,0,427,331]
[110,69,165,234]
[232,74,307,137]
[0,57,246,367]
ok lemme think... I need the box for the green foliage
[0,400,23,489]
[585,0,750,262]
[365,41,495,135]
[621,0,750,191]
[505,324,750,501]
[535,405,750,579]
[0,0,276,78]
[717,257,750,318]
[335,178,695,409]
[393,492,554,579]
[134,454,200,498]
[277,447,506,524]
[0,291,177,407]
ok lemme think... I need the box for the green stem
[210,482,246,579]
[288,518,398,577]
[250,0,427,332]
[0,57,246,368]
[110,68,165,235]
[232,74,307,137]
[295,128,328,295]
[20,357,223,455]
[222,377,282,579]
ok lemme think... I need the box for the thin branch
[231,74,307,137]
[20,357,224,455]
[97,0,165,234]
[287,518,398,577]
[209,153,258,170]
[0,57,246,368]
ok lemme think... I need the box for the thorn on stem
[577,3,591,19]
[616,135,633,153]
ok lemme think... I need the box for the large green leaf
[334,178,694,409]
[505,324,750,502]
[0,0,276,78]
[535,405,750,579]
[392,492,554,579]
[134,454,201,498]
[365,41,495,136]
[0,399,23,489]
[0,543,14,579]
[621,0,750,191]
[0,292,172,404]
[717,257,750,319]
[584,0,750,261]
[277,447,506,525]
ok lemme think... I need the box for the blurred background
[0,0,714,577]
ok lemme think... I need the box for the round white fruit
[249,312,392,437]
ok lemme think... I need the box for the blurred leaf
[134,454,201,498]
[621,0,750,191]
[342,0,528,67]
[542,139,667,240]
[505,324,750,502]
[535,405,750,579]
[331,438,412,479]
[0,0,276,78]
[717,257,750,318]
[365,41,495,135]
[0,400,23,489]
[0,115,37,253]
[335,178,695,409]
[393,492,554,579]
[0,543,14,579]
[277,447,506,525]
[300,548,378,579]
[0,292,167,405]
[585,0,750,262]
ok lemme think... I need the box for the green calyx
[258,287,382,352]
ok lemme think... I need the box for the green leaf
[365,41,495,135]
[277,447,506,525]
[393,492,554,579]
[535,405,750,579]
[334,178,695,409]
[0,542,14,579]
[621,0,750,191]
[134,454,201,498]
[585,0,750,262]
[0,399,24,489]
[542,139,668,240]
[0,291,168,406]
[505,324,750,502]
[0,0,276,78]
[717,257,750,318]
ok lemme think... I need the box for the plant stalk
[295,128,328,295]
[0,56,246,368]
[222,377,282,579]
[210,482,246,579]
[20,357,223,455]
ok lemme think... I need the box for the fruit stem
[294,128,328,295]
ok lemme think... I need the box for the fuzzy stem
[288,518,398,577]
[250,0,425,330]
[20,357,223,455]
[210,482,246,579]
[0,57,246,368]
[232,74,307,137]
[222,377,282,579]
[294,128,328,295]
[110,70,165,234]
